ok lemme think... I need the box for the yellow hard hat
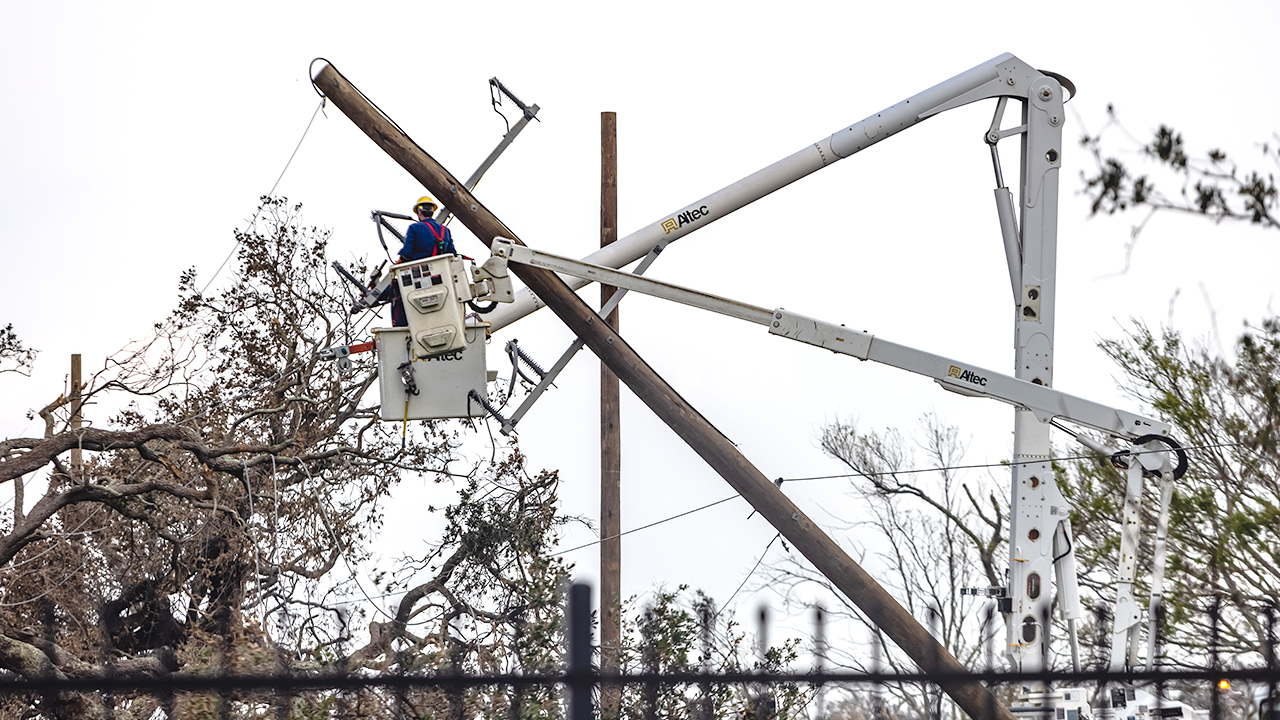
[414,196,438,214]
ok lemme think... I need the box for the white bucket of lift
[375,322,489,420]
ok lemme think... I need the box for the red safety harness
[424,221,449,256]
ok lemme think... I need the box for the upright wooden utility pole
[599,111,622,720]
[313,62,1012,720]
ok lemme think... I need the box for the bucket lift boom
[319,54,1198,717]
[476,52,1079,686]
[458,54,1186,709]
[482,237,1192,716]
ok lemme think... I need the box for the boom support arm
[490,240,1169,440]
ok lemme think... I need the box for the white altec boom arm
[482,56,1078,687]
[485,52,1046,333]
[477,53,1186,705]
[437,54,1190,712]
[489,240,1169,441]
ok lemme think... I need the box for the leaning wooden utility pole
[312,62,1011,720]
[599,110,622,720]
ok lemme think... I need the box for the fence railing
[2,583,1277,720]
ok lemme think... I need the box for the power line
[0,556,92,608]
[319,437,1256,614]
[541,438,1257,560]
[326,498,756,610]
[551,494,742,557]
[199,96,327,295]
[718,532,782,618]
[781,439,1257,483]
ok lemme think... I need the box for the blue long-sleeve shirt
[399,218,455,261]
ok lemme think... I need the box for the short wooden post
[70,354,82,474]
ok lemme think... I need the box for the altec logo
[425,350,465,362]
[661,205,710,234]
[948,365,988,387]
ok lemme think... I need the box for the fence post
[1266,605,1277,720]
[568,583,596,720]
[642,607,657,720]
[981,605,996,720]
[699,604,714,720]
[813,606,826,720]
[1209,596,1222,720]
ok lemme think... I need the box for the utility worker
[389,196,457,326]
[399,196,456,263]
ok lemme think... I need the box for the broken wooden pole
[312,62,1012,720]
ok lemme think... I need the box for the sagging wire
[546,438,1253,561]
[201,96,327,298]
[299,463,418,626]
[267,453,280,640]
[324,493,746,609]
[315,435,1254,615]
[243,457,265,632]
[782,439,1252,484]
[2,504,107,571]
[785,458,1045,483]
[717,532,782,620]
[552,494,741,557]
[0,555,92,608]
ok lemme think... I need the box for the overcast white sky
[3,0,1279,649]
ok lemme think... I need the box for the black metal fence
[3,583,1278,720]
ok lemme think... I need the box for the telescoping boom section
[487,239,1170,441]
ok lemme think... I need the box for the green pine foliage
[1065,319,1280,665]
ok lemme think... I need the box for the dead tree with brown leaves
[0,197,571,719]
